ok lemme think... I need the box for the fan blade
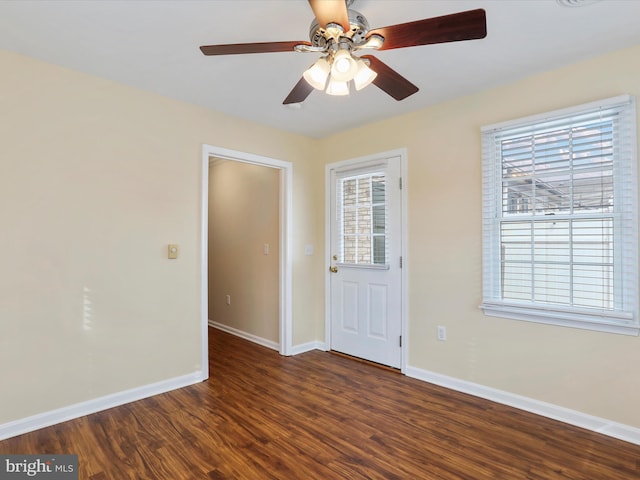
[283,77,315,104]
[308,0,351,33]
[200,41,311,56]
[361,55,418,101]
[367,9,486,51]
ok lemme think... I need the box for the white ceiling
[1,0,639,139]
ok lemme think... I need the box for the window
[481,95,639,335]
[337,172,387,265]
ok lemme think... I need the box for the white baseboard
[0,371,206,442]
[290,340,327,355]
[208,320,327,354]
[405,365,640,446]
[208,320,279,351]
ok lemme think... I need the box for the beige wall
[3,42,640,432]
[319,44,640,428]
[208,160,279,342]
[0,49,323,425]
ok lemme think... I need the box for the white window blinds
[336,171,388,266]
[481,95,638,335]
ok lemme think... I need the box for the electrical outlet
[437,325,447,341]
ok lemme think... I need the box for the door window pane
[338,173,387,265]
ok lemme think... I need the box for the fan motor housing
[309,9,370,49]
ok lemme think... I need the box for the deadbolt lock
[333,255,338,261]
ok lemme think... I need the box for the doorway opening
[200,145,293,370]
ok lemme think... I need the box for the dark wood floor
[1,328,639,479]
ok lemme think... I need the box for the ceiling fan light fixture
[353,58,377,91]
[325,78,350,96]
[201,4,488,105]
[330,49,358,82]
[303,57,330,90]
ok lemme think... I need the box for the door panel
[369,283,387,338]
[342,282,358,332]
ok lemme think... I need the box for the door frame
[201,144,293,368]
[324,148,409,372]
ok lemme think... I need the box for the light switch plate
[168,244,178,259]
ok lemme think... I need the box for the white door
[329,155,402,368]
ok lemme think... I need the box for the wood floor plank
[1,328,639,479]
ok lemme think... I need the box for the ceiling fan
[200,0,486,104]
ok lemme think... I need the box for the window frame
[480,95,639,335]
[335,168,390,268]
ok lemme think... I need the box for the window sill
[480,301,639,336]
[337,263,390,270]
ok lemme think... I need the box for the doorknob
[329,266,338,273]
